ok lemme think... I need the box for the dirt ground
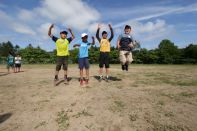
[0,64,197,131]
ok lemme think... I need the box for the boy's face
[82,36,88,42]
[102,33,108,39]
[124,28,131,34]
[60,33,67,39]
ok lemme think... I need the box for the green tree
[157,39,180,64]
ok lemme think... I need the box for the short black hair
[102,31,107,36]
[125,25,131,29]
[60,31,68,35]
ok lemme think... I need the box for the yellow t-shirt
[100,38,110,52]
[56,38,70,56]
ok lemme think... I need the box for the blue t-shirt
[78,41,91,58]
[7,55,14,64]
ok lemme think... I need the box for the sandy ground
[0,64,197,131]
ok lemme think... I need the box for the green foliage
[0,40,196,64]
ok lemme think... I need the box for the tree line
[0,39,196,64]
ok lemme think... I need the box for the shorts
[78,57,89,69]
[119,50,133,64]
[99,52,110,68]
[56,56,68,71]
[15,63,21,68]
[7,63,14,69]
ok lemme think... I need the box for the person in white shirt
[15,54,22,73]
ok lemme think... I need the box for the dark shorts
[78,57,89,69]
[15,63,21,68]
[56,56,68,71]
[99,52,110,68]
[7,63,14,69]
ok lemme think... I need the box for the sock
[122,65,125,70]
[125,63,128,71]
[55,75,58,80]
[106,75,109,79]
[64,75,67,79]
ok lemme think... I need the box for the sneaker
[122,65,125,70]
[80,79,83,86]
[99,76,103,82]
[84,78,89,84]
[106,76,109,82]
[64,78,68,84]
[54,78,59,86]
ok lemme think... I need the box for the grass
[34,121,47,129]
[72,109,93,118]
[129,113,138,122]
[157,100,165,106]
[109,100,125,112]
[164,111,174,117]
[56,110,70,130]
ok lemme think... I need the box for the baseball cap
[81,33,88,38]
[60,31,68,35]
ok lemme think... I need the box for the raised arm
[91,36,95,45]
[117,40,120,50]
[68,28,75,40]
[96,24,101,42]
[108,24,114,42]
[48,24,54,37]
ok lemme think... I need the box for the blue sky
[0,0,197,51]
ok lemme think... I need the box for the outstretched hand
[108,24,112,29]
[98,24,102,29]
[67,28,72,32]
[50,24,54,29]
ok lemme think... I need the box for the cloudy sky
[0,0,197,51]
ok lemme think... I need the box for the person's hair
[102,31,107,36]
[60,31,68,35]
[125,25,131,29]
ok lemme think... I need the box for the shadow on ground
[0,113,12,124]
[93,75,122,82]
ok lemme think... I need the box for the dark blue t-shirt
[118,34,133,51]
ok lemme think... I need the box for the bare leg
[106,68,109,77]
[86,69,89,79]
[55,70,59,80]
[80,69,83,79]
[64,70,67,78]
[99,67,103,76]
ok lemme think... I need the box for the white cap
[81,33,88,38]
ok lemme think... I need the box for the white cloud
[117,19,175,42]
[31,0,100,31]
[0,10,36,35]
[113,3,197,28]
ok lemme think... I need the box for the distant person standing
[48,24,75,85]
[96,24,114,82]
[117,25,134,71]
[15,54,22,73]
[7,52,15,73]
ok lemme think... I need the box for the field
[0,64,197,131]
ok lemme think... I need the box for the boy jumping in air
[96,24,114,82]
[48,24,75,85]
[73,33,95,86]
[117,25,134,71]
